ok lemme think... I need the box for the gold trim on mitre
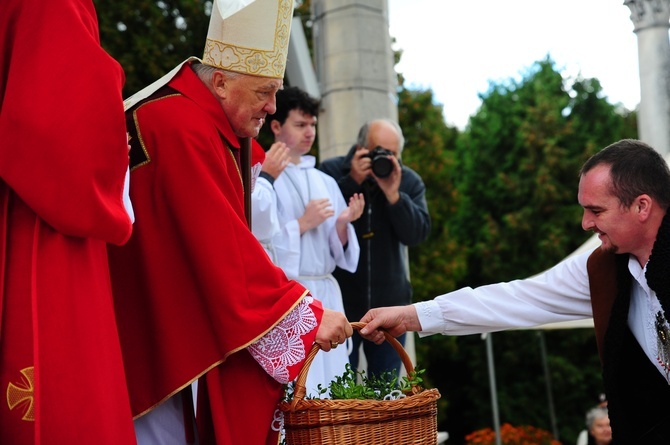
[203,0,294,79]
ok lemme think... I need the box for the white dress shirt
[415,249,670,382]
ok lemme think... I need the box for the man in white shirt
[359,139,670,443]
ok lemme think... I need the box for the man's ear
[270,119,282,136]
[636,194,652,221]
[211,71,226,98]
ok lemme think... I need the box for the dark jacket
[319,145,430,321]
[588,247,670,444]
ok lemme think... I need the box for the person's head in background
[266,86,320,162]
[597,393,607,408]
[356,118,405,159]
[585,406,612,445]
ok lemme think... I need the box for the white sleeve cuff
[414,301,443,337]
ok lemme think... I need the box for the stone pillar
[311,0,398,160]
[624,0,670,156]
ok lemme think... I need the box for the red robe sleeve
[0,0,132,245]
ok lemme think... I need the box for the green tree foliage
[400,88,466,300]
[437,328,605,444]
[294,0,314,58]
[94,0,212,97]
[452,57,637,287]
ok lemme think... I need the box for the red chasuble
[0,0,136,444]
[110,62,321,444]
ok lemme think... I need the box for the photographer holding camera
[319,118,431,377]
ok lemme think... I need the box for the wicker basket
[278,322,441,445]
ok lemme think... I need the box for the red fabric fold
[1,1,136,442]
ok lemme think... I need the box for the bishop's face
[217,73,283,138]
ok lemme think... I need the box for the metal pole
[484,333,502,445]
[538,331,559,440]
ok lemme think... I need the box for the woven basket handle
[290,322,415,409]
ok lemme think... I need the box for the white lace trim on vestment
[248,296,318,384]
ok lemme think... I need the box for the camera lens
[371,156,393,178]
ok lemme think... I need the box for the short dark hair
[580,139,670,210]
[266,86,320,127]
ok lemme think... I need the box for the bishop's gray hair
[192,62,242,85]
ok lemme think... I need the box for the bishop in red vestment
[111,60,350,444]
[0,0,137,443]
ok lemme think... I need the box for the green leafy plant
[279,365,429,444]
[283,364,426,402]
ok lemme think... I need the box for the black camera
[366,146,395,178]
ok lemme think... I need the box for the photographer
[319,119,431,377]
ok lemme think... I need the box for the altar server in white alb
[252,86,365,395]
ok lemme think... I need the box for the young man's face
[271,109,317,158]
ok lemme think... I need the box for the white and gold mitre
[202,0,294,79]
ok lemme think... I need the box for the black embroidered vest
[587,248,670,443]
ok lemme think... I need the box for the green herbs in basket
[279,324,441,445]
[283,363,426,402]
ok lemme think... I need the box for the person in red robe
[0,1,137,444]
[108,1,353,444]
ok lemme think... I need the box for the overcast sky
[387,0,642,129]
